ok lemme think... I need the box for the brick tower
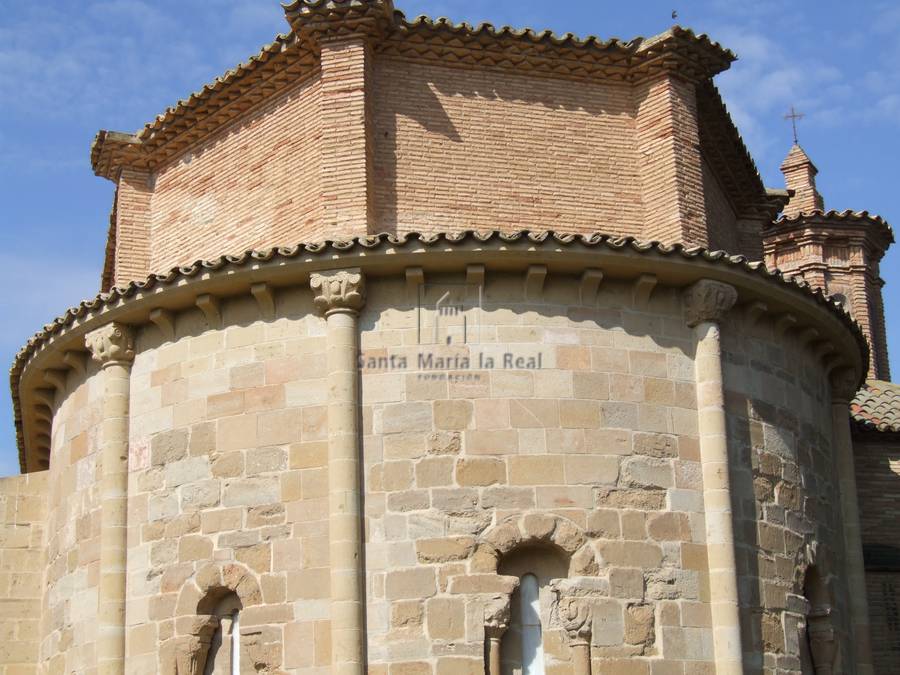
[763,143,894,380]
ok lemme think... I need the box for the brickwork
[0,471,47,674]
[372,58,644,237]
[149,74,323,275]
[722,315,849,673]
[320,38,374,239]
[114,168,153,287]
[702,158,738,253]
[854,435,900,671]
[635,76,708,248]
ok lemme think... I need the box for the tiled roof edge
[10,231,869,460]
[771,209,895,246]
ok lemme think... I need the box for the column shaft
[86,322,136,675]
[695,321,744,674]
[831,398,874,673]
[326,308,364,674]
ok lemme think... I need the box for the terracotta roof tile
[852,379,900,433]
[771,209,895,247]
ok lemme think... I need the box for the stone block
[564,455,619,485]
[619,457,674,489]
[223,477,279,507]
[508,456,564,485]
[426,597,466,640]
[385,568,436,600]
[598,541,663,569]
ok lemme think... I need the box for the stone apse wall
[22,262,864,674]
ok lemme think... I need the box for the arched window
[520,574,545,675]
[499,546,568,675]
[202,592,242,675]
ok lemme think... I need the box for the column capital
[829,367,860,404]
[85,322,135,368]
[557,595,592,646]
[683,279,738,327]
[483,594,512,640]
[310,268,366,316]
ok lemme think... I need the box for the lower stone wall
[0,471,47,674]
[722,315,848,673]
[854,433,900,672]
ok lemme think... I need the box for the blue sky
[0,0,897,475]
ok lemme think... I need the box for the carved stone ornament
[829,367,860,404]
[484,593,512,639]
[682,279,738,327]
[174,615,218,675]
[309,268,366,316]
[558,595,592,645]
[85,322,135,367]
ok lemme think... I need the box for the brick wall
[114,168,152,286]
[634,76,707,248]
[702,158,738,253]
[149,74,323,275]
[370,58,645,236]
[854,434,900,672]
[0,471,47,674]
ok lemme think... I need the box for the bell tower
[763,143,894,380]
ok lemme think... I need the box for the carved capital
[85,322,135,368]
[310,268,366,316]
[558,595,592,645]
[174,615,218,675]
[829,367,859,404]
[682,279,738,327]
[483,594,512,639]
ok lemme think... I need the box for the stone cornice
[10,230,869,473]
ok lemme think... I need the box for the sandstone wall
[148,75,323,275]
[358,274,711,671]
[371,59,644,237]
[41,366,106,673]
[124,289,331,674]
[722,316,849,673]
[0,471,47,674]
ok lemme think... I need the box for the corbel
[633,273,657,309]
[32,389,56,408]
[579,268,603,305]
[744,301,768,327]
[774,314,798,336]
[524,265,547,301]
[43,369,67,392]
[466,264,485,287]
[405,267,424,305]
[150,308,176,341]
[62,351,88,375]
[196,294,222,328]
[797,327,820,347]
[251,283,276,320]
